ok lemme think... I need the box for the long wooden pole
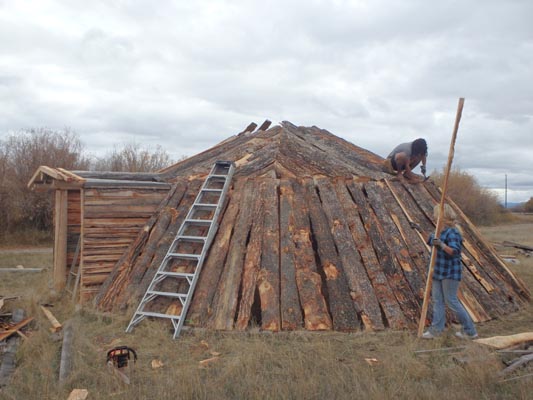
[417,98,465,337]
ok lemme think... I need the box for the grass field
[0,217,532,399]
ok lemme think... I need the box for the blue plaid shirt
[428,227,463,281]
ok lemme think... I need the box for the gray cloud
[1,0,532,202]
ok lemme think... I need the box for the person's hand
[421,165,426,175]
[432,238,445,249]
[409,221,421,232]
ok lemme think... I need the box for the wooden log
[302,179,359,331]
[40,306,62,333]
[334,180,407,329]
[290,180,332,330]
[315,177,383,330]
[59,321,74,385]
[499,353,533,377]
[187,184,242,326]
[364,181,426,300]
[279,179,304,330]
[346,180,420,327]
[209,180,256,330]
[258,178,281,331]
[235,182,266,330]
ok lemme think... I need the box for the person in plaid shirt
[410,204,478,339]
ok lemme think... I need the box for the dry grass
[0,218,532,400]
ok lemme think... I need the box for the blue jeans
[430,279,477,336]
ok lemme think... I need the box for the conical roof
[95,122,530,332]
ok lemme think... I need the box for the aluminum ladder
[126,161,235,338]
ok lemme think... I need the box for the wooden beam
[54,189,69,290]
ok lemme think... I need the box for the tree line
[0,128,175,241]
[0,128,517,243]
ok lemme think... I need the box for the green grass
[0,219,532,400]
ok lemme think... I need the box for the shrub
[431,168,511,225]
[92,142,172,172]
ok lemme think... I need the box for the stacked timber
[95,122,530,332]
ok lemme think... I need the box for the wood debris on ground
[40,305,63,333]
[67,389,89,400]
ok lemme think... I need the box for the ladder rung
[201,188,223,193]
[176,235,207,242]
[184,219,212,226]
[167,253,201,260]
[209,174,228,179]
[147,290,188,299]
[157,271,195,279]
[138,311,182,320]
[192,203,217,209]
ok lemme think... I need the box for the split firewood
[474,332,533,349]
[67,389,89,400]
[40,306,62,333]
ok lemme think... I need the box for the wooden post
[54,189,69,290]
[417,98,465,337]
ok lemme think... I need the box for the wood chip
[199,356,219,368]
[151,359,164,369]
[67,389,89,400]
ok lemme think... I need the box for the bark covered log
[314,177,383,330]
[334,179,407,329]
[258,178,281,331]
[302,179,359,331]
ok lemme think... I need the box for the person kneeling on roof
[383,138,427,182]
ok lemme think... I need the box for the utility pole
[505,174,508,209]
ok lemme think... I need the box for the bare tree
[92,142,173,172]
[0,128,90,234]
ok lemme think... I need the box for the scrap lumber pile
[92,122,530,332]
[477,332,533,381]
[0,307,32,388]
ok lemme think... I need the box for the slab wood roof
[86,121,530,332]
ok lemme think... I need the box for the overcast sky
[1,0,532,202]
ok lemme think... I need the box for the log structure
[28,169,171,301]
[32,121,530,331]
